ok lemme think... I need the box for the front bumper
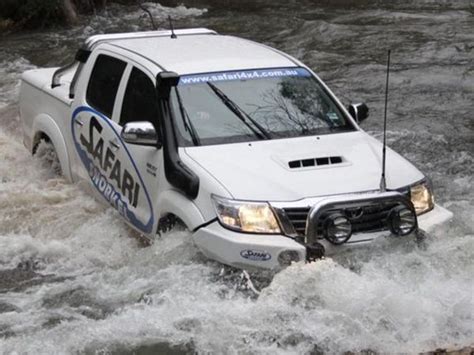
[319,203,453,255]
[192,203,452,270]
[418,204,453,233]
[193,221,305,270]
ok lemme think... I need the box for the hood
[183,131,424,201]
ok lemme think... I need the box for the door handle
[109,139,120,151]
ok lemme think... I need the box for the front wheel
[157,214,187,235]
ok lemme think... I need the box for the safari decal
[71,106,154,234]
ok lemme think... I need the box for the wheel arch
[32,114,73,182]
[156,190,207,233]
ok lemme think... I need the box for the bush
[0,0,110,30]
[24,0,64,27]
[0,0,64,29]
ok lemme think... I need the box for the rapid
[0,1,473,353]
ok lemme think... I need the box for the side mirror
[348,102,369,123]
[121,121,161,147]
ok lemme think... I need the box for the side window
[86,54,126,118]
[120,67,159,126]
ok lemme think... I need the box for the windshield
[170,67,355,146]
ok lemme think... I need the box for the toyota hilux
[19,28,453,269]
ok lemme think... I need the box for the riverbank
[0,0,110,31]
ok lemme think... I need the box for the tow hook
[305,242,325,262]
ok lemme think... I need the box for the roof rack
[84,28,217,50]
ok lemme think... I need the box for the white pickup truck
[19,28,452,269]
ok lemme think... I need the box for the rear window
[86,54,126,118]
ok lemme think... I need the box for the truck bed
[19,66,75,157]
[22,66,75,104]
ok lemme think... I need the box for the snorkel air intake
[51,48,91,99]
[156,71,200,199]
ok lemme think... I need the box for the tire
[157,214,187,234]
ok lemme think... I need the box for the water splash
[0,1,472,353]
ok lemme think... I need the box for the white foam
[0,2,472,353]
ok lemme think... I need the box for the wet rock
[345,350,378,355]
[0,324,15,339]
[278,331,312,348]
[173,317,202,332]
[79,307,109,320]
[309,344,325,355]
[42,287,113,320]
[0,301,18,313]
[0,268,38,293]
[42,287,94,308]
[0,267,68,294]
[86,341,195,355]
[42,315,75,329]
[137,292,153,305]
[42,317,65,329]
[423,347,474,355]
[17,259,41,271]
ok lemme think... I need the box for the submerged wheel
[33,138,62,176]
[157,214,188,234]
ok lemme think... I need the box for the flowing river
[0,1,473,353]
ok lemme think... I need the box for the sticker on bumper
[240,249,272,261]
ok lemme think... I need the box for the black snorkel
[156,71,200,199]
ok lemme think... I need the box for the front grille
[283,207,310,235]
[283,201,401,237]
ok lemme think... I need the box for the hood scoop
[288,156,345,169]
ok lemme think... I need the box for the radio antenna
[169,16,177,39]
[137,1,157,30]
[380,49,391,192]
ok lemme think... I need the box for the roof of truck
[90,29,298,75]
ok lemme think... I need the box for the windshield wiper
[175,87,201,146]
[206,82,271,140]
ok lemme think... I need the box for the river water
[0,1,473,353]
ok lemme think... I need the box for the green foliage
[0,0,20,19]
[0,0,114,30]
[20,0,63,27]
[0,0,63,28]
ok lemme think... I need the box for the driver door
[71,52,162,235]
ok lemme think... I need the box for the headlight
[211,195,281,234]
[410,181,434,215]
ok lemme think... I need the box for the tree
[0,0,110,31]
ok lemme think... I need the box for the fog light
[278,250,301,266]
[324,213,352,245]
[389,205,417,236]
